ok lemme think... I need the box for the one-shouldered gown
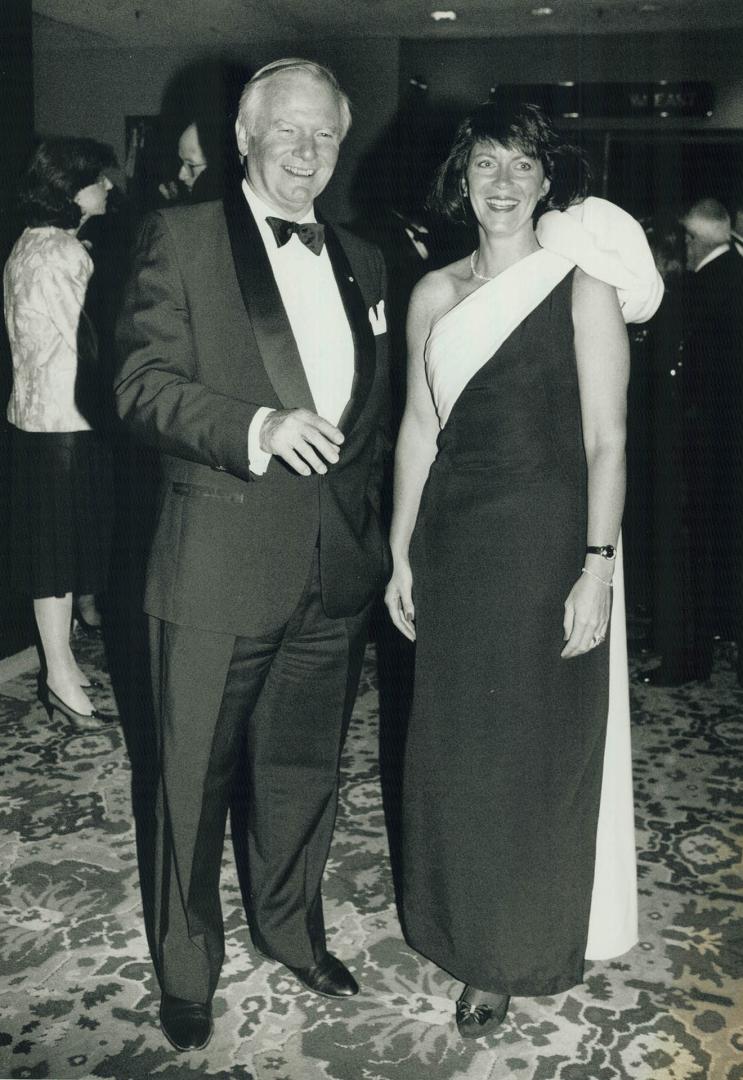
[401,251,638,996]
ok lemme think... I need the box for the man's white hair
[682,198,731,246]
[237,59,352,142]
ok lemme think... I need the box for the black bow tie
[266,216,325,255]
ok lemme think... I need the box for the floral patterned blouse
[4,226,94,432]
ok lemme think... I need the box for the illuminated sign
[489,82,714,119]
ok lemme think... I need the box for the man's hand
[259,408,344,476]
[158,180,180,202]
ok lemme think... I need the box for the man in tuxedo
[670,198,743,684]
[115,59,389,1050]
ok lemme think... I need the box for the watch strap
[586,545,616,560]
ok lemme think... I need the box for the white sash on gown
[425,249,574,429]
[423,198,662,960]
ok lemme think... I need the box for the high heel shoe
[38,683,116,730]
[455,985,510,1040]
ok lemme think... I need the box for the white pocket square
[368,299,387,336]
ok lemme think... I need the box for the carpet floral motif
[0,632,741,1080]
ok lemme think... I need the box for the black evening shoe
[285,952,359,998]
[39,683,117,729]
[159,993,213,1051]
[455,985,510,1040]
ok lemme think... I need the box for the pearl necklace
[470,250,495,282]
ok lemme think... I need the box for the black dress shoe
[159,993,213,1051]
[286,953,359,998]
[455,986,510,1040]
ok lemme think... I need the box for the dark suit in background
[682,246,743,680]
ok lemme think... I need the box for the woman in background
[386,101,661,1038]
[4,136,117,728]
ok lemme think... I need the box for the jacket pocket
[172,481,245,504]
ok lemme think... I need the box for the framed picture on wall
[124,114,167,212]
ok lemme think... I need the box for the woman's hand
[158,180,180,202]
[385,559,416,642]
[561,571,612,659]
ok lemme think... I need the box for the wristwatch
[586,545,616,561]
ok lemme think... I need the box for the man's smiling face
[238,70,342,220]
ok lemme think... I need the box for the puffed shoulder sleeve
[536,196,664,324]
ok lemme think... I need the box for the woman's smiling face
[465,140,550,237]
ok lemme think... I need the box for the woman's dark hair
[18,136,117,229]
[429,100,590,225]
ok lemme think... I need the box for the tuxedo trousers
[147,551,369,1004]
[685,431,743,677]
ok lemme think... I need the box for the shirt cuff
[247,407,275,476]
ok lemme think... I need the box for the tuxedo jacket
[683,248,743,433]
[115,185,390,637]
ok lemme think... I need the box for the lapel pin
[348,275,355,282]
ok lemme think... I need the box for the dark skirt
[10,427,114,599]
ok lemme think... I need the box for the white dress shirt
[242,181,355,475]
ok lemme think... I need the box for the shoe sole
[160,1025,213,1052]
[292,979,359,999]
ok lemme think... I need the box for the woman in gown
[385,102,662,1038]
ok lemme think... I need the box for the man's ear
[541,177,551,200]
[235,117,249,159]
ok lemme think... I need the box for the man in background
[673,198,743,684]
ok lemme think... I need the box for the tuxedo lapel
[320,217,377,436]
[223,184,316,411]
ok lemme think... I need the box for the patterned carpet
[0,626,741,1080]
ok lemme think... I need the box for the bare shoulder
[571,267,621,315]
[410,257,471,327]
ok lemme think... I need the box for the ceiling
[31,0,743,47]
